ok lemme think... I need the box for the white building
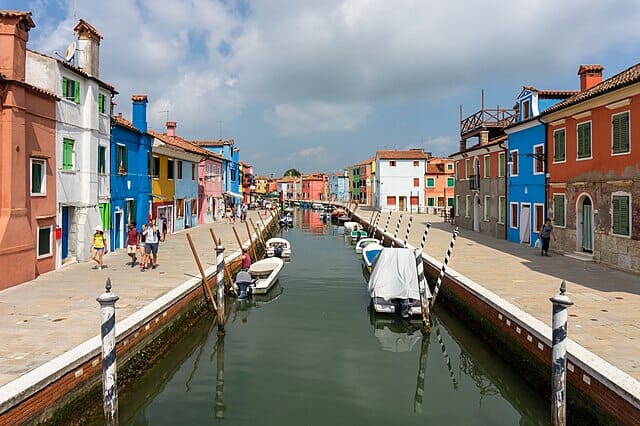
[26,19,115,266]
[373,150,429,212]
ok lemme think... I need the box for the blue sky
[4,0,640,176]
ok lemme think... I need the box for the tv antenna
[159,110,170,122]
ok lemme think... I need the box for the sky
[4,0,640,176]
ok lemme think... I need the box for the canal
[96,209,549,425]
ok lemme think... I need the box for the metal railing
[460,108,516,136]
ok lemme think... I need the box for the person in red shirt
[241,248,251,270]
[126,224,140,267]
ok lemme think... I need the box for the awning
[223,191,243,199]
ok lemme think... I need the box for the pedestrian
[540,218,556,257]
[449,206,455,224]
[126,223,139,267]
[241,203,247,222]
[160,213,168,242]
[226,207,232,224]
[241,248,251,271]
[138,223,148,270]
[90,225,108,270]
[144,219,160,269]
[236,203,242,224]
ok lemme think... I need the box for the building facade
[425,157,455,214]
[198,152,224,223]
[374,150,429,212]
[329,171,349,202]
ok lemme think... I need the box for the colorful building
[193,138,241,206]
[198,151,224,223]
[504,86,575,247]
[0,11,58,289]
[109,95,152,250]
[373,150,429,212]
[424,157,455,214]
[301,173,328,201]
[329,170,349,202]
[540,63,640,271]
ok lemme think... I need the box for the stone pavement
[356,207,640,381]
[0,210,272,387]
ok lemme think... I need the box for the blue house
[505,87,576,247]
[193,138,241,206]
[109,95,152,250]
[329,170,349,202]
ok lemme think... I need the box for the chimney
[131,94,148,133]
[73,19,102,77]
[578,64,603,91]
[166,121,176,136]
[0,11,35,81]
[459,138,467,152]
[479,130,489,146]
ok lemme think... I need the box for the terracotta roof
[73,19,103,40]
[0,76,58,100]
[131,94,148,102]
[377,149,429,160]
[112,114,140,133]
[426,163,446,174]
[543,63,640,115]
[578,64,604,75]
[148,130,213,157]
[522,86,579,99]
[192,138,234,147]
[0,10,35,29]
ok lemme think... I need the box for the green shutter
[98,94,104,113]
[553,195,565,227]
[427,178,434,187]
[612,113,629,154]
[554,130,566,162]
[612,196,629,235]
[577,123,591,158]
[62,77,68,98]
[62,138,73,170]
[99,203,111,230]
[74,81,80,103]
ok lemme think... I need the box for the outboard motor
[235,270,254,299]
[274,244,284,258]
[399,299,410,318]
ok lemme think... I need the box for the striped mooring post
[393,214,403,241]
[430,227,459,308]
[403,216,413,247]
[420,223,431,251]
[96,278,119,425]
[383,212,392,235]
[550,280,573,426]
[215,240,226,331]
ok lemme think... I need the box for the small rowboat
[249,257,285,294]
[266,237,292,259]
[343,221,360,232]
[362,242,384,273]
[355,237,380,254]
[350,229,368,243]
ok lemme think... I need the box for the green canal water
[104,209,549,425]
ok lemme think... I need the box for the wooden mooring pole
[369,210,381,238]
[244,221,256,261]
[232,226,244,253]
[249,218,265,249]
[430,227,459,308]
[186,233,217,309]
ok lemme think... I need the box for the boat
[361,242,384,273]
[249,257,285,294]
[266,237,292,259]
[284,206,295,213]
[355,237,380,254]
[319,212,330,222]
[367,247,427,317]
[343,221,360,231]
[234,270,254,299]
[350,229,368,243]
[279,214,293,227]
[311,203,324,210]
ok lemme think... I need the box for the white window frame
[465,195,470,217]
[152,155,160,179]
[36,225,53,259]
[455,162,460,180]
[30,158,46,196]
[533,144,544,175]
[522,99,531,119]
[510,202,519,229]
[483,154,490,178]
[509,149,519,177]
[498,196,506,224]
[447,163,453,171]
[553,193,566,229]
[446,177,455,188]
[483,195,491,221]
[553,128,567,164]
[533,203,545,234]
[465,158,471,180]
[611,111,631,156]
[576,120,593,161]
[611,191,632,238]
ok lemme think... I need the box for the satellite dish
[64,41,76,62]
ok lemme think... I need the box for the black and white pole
[404,216,413,247]
[215,240,226,330]
[550,280,573,426]
[413,331,431,413]
[383,212,392,235]
[370,210,381,238]
[434,318,459,390]
[415,248,430,329]
[420,223,431,251]
[430,227,459,308]
[97,278,119,425]
[393,214,403,242]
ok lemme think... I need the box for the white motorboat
[367,248,428,317]
[279,214,293,227]
[266,237,292,259]
[312,203,324,210]
[284,206,295,213]
[249,257,285,294]
[355,237,380,254]
[361,242,384,272]
[343,221,360,232]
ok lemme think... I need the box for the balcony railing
[469,174,481,190]
[460,108,516,136]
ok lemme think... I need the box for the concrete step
[564,251,595,262]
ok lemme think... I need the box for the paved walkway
[355,207,640,381]
[0,210,272,387]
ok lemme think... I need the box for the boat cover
[368,248,419,301]
[363,243,383,266]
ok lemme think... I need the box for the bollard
[550,280,573,426]
[215,240,226,330]
[97,278,119,425]
[430,227,459,308]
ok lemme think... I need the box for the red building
[0,11,58,289]
[301,173,328,201]
[541,64,640,272]
[425,157,455,214]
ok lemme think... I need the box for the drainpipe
[498,140,508,240]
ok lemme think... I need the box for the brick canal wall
[0,214,279,425]
[354,211,640,425]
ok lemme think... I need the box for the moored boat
[343,221,360,232]
[249,257,285,294]
[311,203,324,210]
[350,229,368,243]
[266,237,292,259]
[361,242,384,273]
[355,237,380,254]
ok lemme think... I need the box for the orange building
[425,157,455,214]
[0,11,58,289]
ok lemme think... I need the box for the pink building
[198,152,224,223]
[0,11,58,289]
[301,173,328,201]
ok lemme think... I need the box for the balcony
[469,174,481,190]
[460,108,516,139]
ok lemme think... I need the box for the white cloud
[287,146,326,161]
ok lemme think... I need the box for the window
[230,169,236,181]
[37,225,53,258]
[176,199,185,217]
[98,145,106,175]
[177,160,183,180]
[553,194,566,227]
[484,155,490,178]
[465,195,470,217]
[191,199,198,216]
[167,159,175,180]
[612,194,630,236]
[62,138,74,170]
[427,197,435,207]
[152,156,160,179]
[465,159,471,179]
[612,112,630,154]
[510,150,518,176]
[484,196,491,221]
[498,196,506,224]
[386,196,396,206]
[62,77,80,103]
[577,122,592,159]
[456,195,460,216]
[455,162,460,180]
[553,129,566,162]
[191,163,196,180]
[413,177,420,187]
[98,93,107,114]
[533,145,544,174]
[413,160,419,167]
[447,197,455,207]
[510,203,519,228]
[498,152,506,177]
[446,177,454,187]
[522,99,531,119]
[534,204,544,233]
[116,144,128,174]
[31,158,46,195]
[447,163,453,171]
[410,196,419,206]
[389,160,396,167]
[426,177,435,187]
